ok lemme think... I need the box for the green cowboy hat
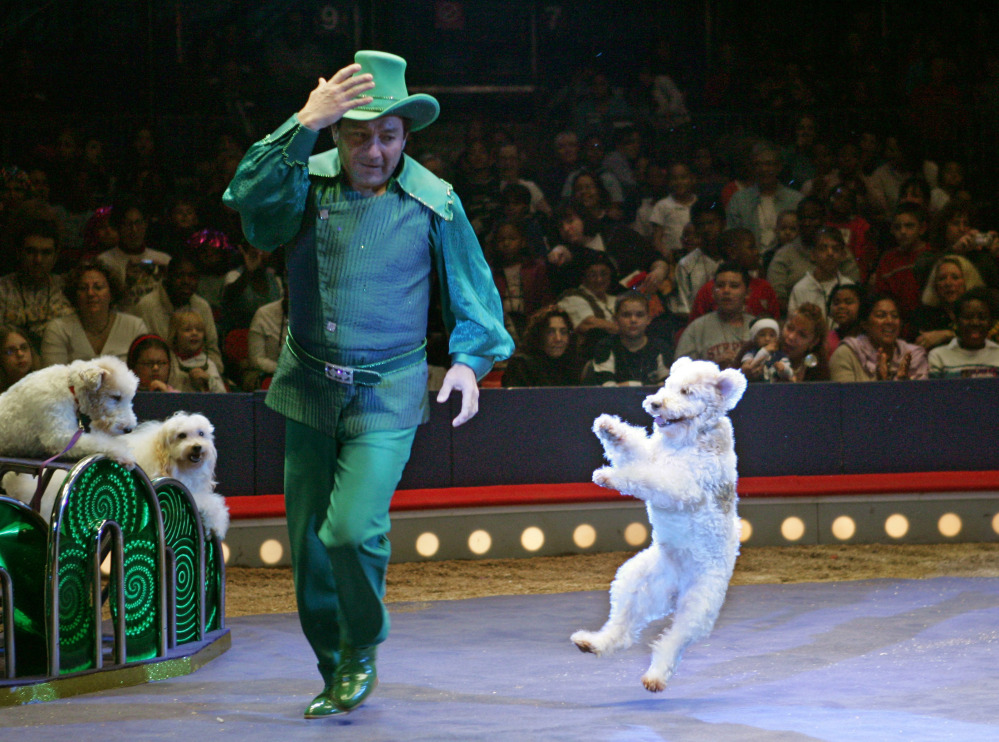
[343,50,440,132]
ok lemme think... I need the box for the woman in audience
[829,292,928,381]
[41,260,148,366]
[502,305,580,387]
[127,334,177,392]
[911,255,985,351]
[0,325,40,392]
[740,303,828,382]
[928,201,999,289]
[928,288,999,378]
[556,253,619,359]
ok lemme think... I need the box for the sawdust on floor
[224,542,999,617]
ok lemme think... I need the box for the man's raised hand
[296,64,376,131]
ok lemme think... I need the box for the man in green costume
[224,50,512,717]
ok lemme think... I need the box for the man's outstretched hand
[437,364,480,427]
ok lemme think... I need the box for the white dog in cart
[571,357,747,692]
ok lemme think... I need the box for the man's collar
[307,150,455,221]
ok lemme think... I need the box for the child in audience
[649,161,698,257]
[740,317,793,382]
[169,309,227,392]
[788,227,854,318]
[928,288,999,377]
[874,203,933,322]
[582,292,671,386]
[0,325,39,392]
[488,219,553,344]
[826,184,876,282]
[127,334,178,392]
[689,227,780,321]
[764,209,799,274]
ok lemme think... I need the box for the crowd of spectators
[4,18,999,393]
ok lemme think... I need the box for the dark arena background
[3,2,999,739]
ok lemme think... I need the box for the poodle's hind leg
[572,545,677,656]
[641,569,731,692]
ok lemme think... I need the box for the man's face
[753,151,780,188]
[20,235,58,283]
[555,134,579,166]
[891,212,924,250]
[798,203,825,244]
[167,261,200,305]
[335,116,408,196]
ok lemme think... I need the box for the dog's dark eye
[112,394,121,403]
[681,387,690,395]
[177,432,187,439]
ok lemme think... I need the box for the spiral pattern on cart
[157,483,201,643]
[63,460,142,540]
[56,545,95,672]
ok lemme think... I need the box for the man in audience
[726,144,803,254]
[0,218,73,349]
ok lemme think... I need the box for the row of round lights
[203,511,999,567]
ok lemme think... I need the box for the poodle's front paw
[593,414,624,444]
[641,669,671,693]
[592,467,615,489]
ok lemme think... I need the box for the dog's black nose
[122,427,133,434]
[192,444,202,454]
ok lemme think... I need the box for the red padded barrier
[227,471,999,521]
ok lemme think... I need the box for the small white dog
[2,411,227,539]
[123,412,228,538]
[571,357,747,692]
[0,356,137,466]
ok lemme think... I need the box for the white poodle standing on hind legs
[571,357,747,692]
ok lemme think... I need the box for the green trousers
[283,417,418,682]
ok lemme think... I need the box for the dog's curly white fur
[0,356,138,466]
[571,356,747,693]
[123,412,228,538]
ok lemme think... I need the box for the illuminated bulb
[521,526,544,552]
[415,532,440,558]
[781,516,805,542]
[468,529,492,555]
[259,539,283,565]
[624,522,648,547]
[738,518,753,543]
[884,514,909,539]
[938,513,962,538]
[573,524,597,549]
[831,516,856,541]
[221,542,231,564]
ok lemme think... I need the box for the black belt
[285,333,426,386]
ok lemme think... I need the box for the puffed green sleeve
[222,115,320,252]
[430,193,515,379]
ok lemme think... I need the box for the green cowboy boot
[333,646,378,712]
[304,683,346,719]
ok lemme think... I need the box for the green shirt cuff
[280,115,321,167]
[452,354,493,381]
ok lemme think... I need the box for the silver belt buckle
[324,363,354,385]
